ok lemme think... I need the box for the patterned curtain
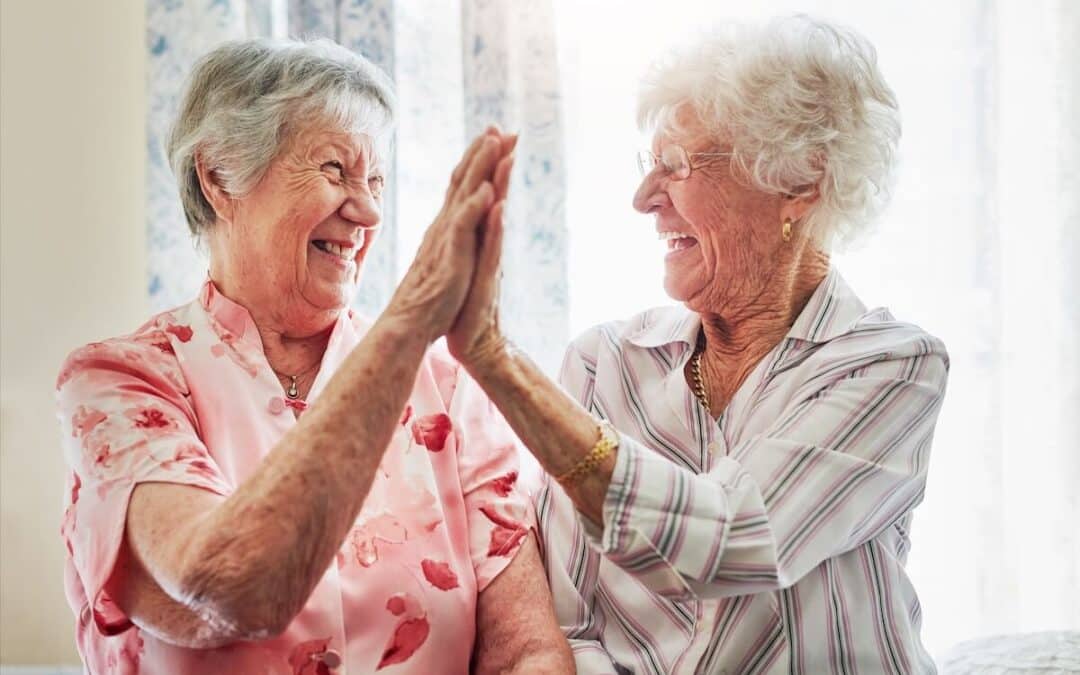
[146,0,567,372]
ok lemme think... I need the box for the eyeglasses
[636,145,733,181]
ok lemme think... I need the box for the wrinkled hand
[387,127,513,343]
[446,133,516,371]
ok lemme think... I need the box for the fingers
[455,136,504,206]
[500,133,519,157]
[493,153,515,202]
[452,198,504,337]
[480,200,505,279]
[450,181,496,246]
[447,128,500,203]
[462,198,505,319]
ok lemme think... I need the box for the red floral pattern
[410,413,452,451]
[491,470,519,497]
[130,407,172,429]
[56,282,533,673]
[378,617,430,670]
[480,505,529,557]
[71,406,107,438]
[421,559,460,590]
[164,323,194,342]
[289,637,335,675]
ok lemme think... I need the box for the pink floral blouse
[57,281,534,674]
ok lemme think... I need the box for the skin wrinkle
[125,313,427,643]
[209,128,383,385]
[183,469,334,636]
[455,107,829,531]
[642,107,828,416]
[117,122,570,671]
[118,125,492,644]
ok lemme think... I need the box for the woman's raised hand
[446,133,516,371]
[387,127,513,342]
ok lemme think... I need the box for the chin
[306,282,353,313]
[663,272,695,304]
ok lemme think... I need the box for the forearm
[475,649,576,675]
[468,344,610,524]
[472,535,575,674]
[173,312,429,634]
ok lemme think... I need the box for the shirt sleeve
[446,361,536,592]
[57,336,232,634]
[536,476,621,674]
[534,338,619,671]
[591,330,949,601]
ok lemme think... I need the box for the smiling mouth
[658,231,698,252]
[311,239,358,261]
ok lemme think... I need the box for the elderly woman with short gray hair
[56,39,571,673]
[444,15,950,674]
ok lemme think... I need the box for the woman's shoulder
[566,305,694,360]
[831,306,949,366]
[56,306,197,394]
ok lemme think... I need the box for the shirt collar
[625,305,701,350]
[197,278,357,352]
[785,268,867,344]
[625,267,866,350]
[199,278,258,343]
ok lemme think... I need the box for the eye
[321,160,345,182]
[368,174,386,197]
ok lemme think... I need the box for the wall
[1,0,146,664]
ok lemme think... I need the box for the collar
[197,278,357,352]
[199,279,260,345]
[784,268,868,344]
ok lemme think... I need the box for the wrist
[462,336,516,385]
[373,308,437,352]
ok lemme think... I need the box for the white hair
[637,15,900,249]
[167,38,397,236]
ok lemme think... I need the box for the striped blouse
[536,269,949,674]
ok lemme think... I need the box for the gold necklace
[271,363,319,400]
[690,338,710,411]
[282,375,301,399]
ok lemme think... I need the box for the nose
[338,183,382,229]
[632,169,671,214]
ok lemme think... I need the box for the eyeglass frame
[636,145,734,181]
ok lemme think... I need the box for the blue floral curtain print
[147,0,567,372]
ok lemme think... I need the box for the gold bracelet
[556,420,619,486]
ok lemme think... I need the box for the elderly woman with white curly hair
[55,39,572,673]
[447,14,950,674]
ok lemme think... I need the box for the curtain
[146,0,567,373]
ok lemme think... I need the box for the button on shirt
[537,269,949,674]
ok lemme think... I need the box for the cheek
[269,184,342,245]
[675,180,735,241]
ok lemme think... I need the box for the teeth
[313,240,356,261]
[658,231,692,241]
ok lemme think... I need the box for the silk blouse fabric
[57,280,532,674]
[537,269,949,674]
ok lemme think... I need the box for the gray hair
[637,15,900,249]
[167,38,397,236]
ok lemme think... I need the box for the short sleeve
[445,364,536,591]
[57,336,232,635]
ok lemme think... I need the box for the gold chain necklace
[271,363,320,400]
[690,337,710,411]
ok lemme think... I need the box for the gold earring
[782,219,793,242]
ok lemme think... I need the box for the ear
[779,185,819,225]
[194,151,235,225]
